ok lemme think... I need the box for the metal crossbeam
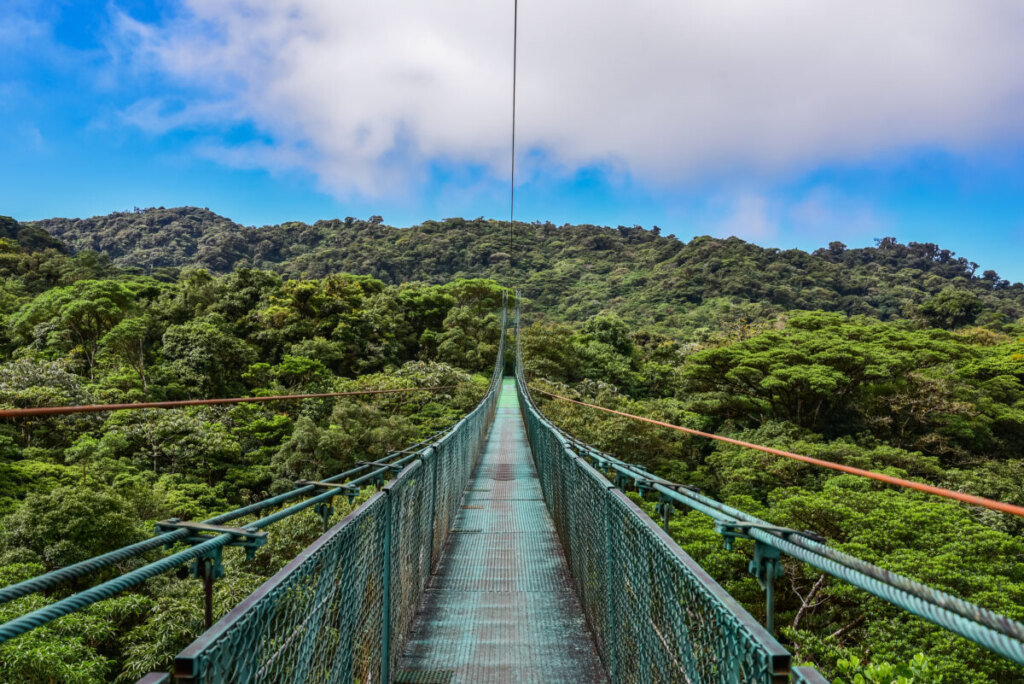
[154,519,268,543]
[356,459,405,472]
[294,479,360,495]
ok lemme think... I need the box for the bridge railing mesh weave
[513,300,798,684]
[171,300,508,683]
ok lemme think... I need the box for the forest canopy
[0,209,1022,681]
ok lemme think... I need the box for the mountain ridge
[21,206,1024,332]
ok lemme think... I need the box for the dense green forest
[29,207,1024,331]
[1,208,1023,682]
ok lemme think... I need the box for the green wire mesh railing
[514,296,1024,680]
[170,301,508,683]
[175,492,389,682]
[513,303,799,683]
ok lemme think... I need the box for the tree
[65,435,100,484]
[160,315,257,396]
[437,307,499,372]
[918,288,983,329]
[1,485,141,569]
[272,417,352,482]
[99,316,153,396]
[8,280,136,376]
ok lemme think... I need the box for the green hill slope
[27,207,1024,332]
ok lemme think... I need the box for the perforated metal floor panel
[396,379,607,683]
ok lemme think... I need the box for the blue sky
[3,0,1024,282]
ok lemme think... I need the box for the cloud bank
[116,0,1024,198]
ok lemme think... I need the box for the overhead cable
[531,386,1024,518]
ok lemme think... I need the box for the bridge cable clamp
[714,520,827,550]
[296,479,363,529]
[713,520,819,634]
[154,519,268,577]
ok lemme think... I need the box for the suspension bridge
[2,296,1024,683]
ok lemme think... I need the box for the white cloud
[787,185,885,238]
[701,185,889,243]
[0,6,47,48]
[113,0,1024,198]
[707,193,779,241]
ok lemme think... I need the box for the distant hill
[25,207,1024,332]
[0,215,65,253]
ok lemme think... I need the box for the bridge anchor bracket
[714,520,825,635]
[155,519,269,630]
[155,519,268,567]
[296,480,363,530]
[714,520,826,550]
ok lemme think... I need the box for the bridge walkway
[395,378,607,683]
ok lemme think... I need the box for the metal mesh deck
[396,379,607,684]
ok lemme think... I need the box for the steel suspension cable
[508,0,518,288]
[530,386,1024,518]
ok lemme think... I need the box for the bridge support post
[603,485,618,681]
[656,494,674,533]
[381,490,393,683]
[313,502,333,534]
[750,542,783,636]
[425,447,437,569]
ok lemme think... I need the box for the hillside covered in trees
[28,207,1024,333]
[0,208,1022,682]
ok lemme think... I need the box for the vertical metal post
[202,559,214,630]
[315,502,331,534]
[381,490,393,683]
[426,447,438,569]
[658,496,673,533]
[750,541,782,637]
[604,490,618,681]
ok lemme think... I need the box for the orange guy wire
[531,386,1024,518]
[0,386,458,418]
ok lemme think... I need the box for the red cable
[0,386,458,418]
[531,386,1024,518]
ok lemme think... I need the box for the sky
[2,0,1024,281]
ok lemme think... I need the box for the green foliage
[919,288,984,329]
[0,240,498,680]
[1,485,142,569]
[26,208,1024,334]
[834,653,938,684]
[9,279,140,374]
[2,209,1023,679]
[160,314,258,396]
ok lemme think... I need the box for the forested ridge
[0,208,1022,682]
[28,206,1024,331]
